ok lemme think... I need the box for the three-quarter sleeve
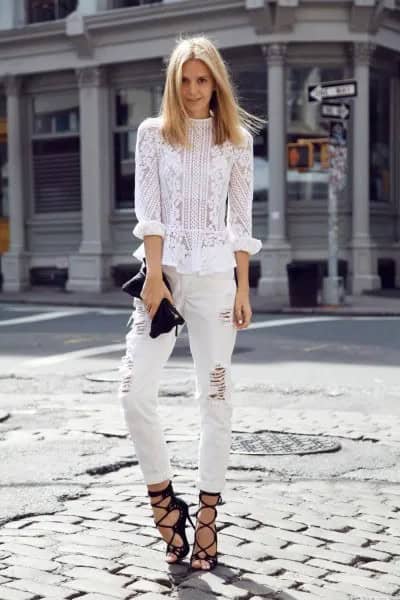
[227,128,262,255]
[132,119,166,240]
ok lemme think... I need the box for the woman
[118,35,264,572]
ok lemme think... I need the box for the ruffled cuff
[229,233,262,255]
[132,220,166,240]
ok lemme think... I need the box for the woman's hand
[233,287,252,330]
[140,274,174,320]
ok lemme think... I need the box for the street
[1,303,400,599]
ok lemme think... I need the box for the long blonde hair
[159,35,266,147]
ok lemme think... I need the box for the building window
[27,0,78,24]
[32,91,81,213]
[286,66,344,202]
[370,69,390,203]
[114,86,162,210]
[232,62,268,204]
[112,0,162,8]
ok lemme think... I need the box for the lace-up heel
[190,490,223,571]
[148,481,195,564]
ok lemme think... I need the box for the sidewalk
[2,398,400,599]
[0,286,399,316]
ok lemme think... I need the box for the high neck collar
[188,115,213,127]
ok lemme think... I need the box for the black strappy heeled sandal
[190,490,223,571]
[148,480,195,564]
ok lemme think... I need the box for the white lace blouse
[132,115,262,274]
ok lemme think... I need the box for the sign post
[324,123,347,305]
[307,79,357,305]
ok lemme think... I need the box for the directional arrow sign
[320,103,350,120]
[308,80,357,103]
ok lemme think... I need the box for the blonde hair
[159,34,266,147]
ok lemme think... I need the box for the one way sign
[320,103,350,120]
[308,80,357,103]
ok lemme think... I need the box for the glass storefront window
[370,69,391,203]
[286,66,344,202]
[232,63,268,203]
[114,86,162,210]
[32,91,81,213]
[27,0,78,23]
[33,91,80,135]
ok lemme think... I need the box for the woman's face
[181,59,215,119]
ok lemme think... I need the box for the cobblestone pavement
[2,401,400,599]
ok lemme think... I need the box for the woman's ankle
[147,479,170,494]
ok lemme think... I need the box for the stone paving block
[282,591,321,600]
[62,509,120,521]
[299,583,351,599]
[217,534,244,552]
[218,515,259,530]
[247,514,306,532]
[0,535,53,549]
[327,542,390,561]
[0,544,56,562]
[112,554,166,573]
[1,554,58,572]
[259,559,326,579]
[126,578,170,594]
[178,571,249,599]
[54,554,117,570]
[60,577,133,599]
[54,534,122,548]
[62,566,132,587]
[73,596,129,600]
[372,541,400,555]
[0,566,66,585]
[3,580,76,599]
[307,557,380,578]
[20,522,84,535]
[325,571,398,595]
[302,526,367,547]
[379,573,400,589]
[284,543,354,565]
[216,554,280,575]
[248,525,323,548]
[221,525,286,547]
[116,564,176,582]
[360,560,400,576]
[82,521,136,533]
[56,543,124,560]
[231,576,282,597]
[219,541,270,561]
[324,581,390,599]
[77,530,153,547]
[0,587,36,600]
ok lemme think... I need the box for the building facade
[0,0,399,298]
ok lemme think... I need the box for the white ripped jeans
[118,263,238,493]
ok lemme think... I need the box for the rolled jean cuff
[144,470,173,486]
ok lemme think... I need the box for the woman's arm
[227,128,262,329]
[133,120,173,318]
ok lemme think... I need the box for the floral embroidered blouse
[132,115,262,274]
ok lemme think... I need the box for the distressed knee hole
[208,364,226,401]
[218,308,232,325]
[119,354,134,395]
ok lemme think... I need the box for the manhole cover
[231,432,341,455]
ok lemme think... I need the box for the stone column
[67,66,112,292]
[2,75,29,292]
[392,77,400,286]
[257,43,291,299]
[351,42,380,294]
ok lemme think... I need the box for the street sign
[320,102,350,120]
[329,121,347,146]
[308,80,357,103]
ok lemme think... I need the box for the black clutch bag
[121,259,185,339]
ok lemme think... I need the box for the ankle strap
[148,481,173,500]
[199,490,223,506]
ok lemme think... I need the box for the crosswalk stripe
[0,309,89,327]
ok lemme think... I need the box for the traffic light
[320,142,330,169]
[287,143,313,170]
